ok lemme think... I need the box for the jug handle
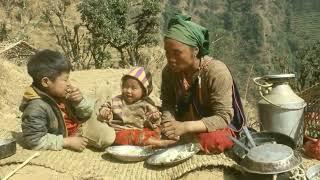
[252,77,273,88]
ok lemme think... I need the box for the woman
[160,14,244,153]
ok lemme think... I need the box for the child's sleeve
[70,97,94,122]
[144,103,161,129]
[21,101,64,150]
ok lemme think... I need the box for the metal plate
[146,143,200,166]
[105,145,155,162]
[306,164,320,180]
[0,138,16,159]
[241,144,302,174]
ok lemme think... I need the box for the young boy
[98,67,175,147]
[20,49,93,151]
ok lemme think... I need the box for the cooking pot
[240,143,302,174]
[230,131,301,175]
[233,131,296,160]
[0,138,16,159]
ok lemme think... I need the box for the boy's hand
[98,107,113,121]
[63,136,88,152]
[66,86,83,105]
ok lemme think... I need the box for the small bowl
[0,138,16,159]
[306,164,320,180]
[146,143,200,166]
[105,145,155,162]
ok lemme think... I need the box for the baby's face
[122,78,143,104]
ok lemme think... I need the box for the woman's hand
[161,121,189,140]
[162,120,208,140]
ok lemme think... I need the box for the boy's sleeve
[21,101,64,150]
[34,134,64,151]
[71,97,94,122]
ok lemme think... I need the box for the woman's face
[164,38,196,73]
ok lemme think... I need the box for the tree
[42,0,110,69]
[272,41,320,92]
[78,0,162,67]
[0,23,8,41]
[0,0,36,41]
[294,41,320,91]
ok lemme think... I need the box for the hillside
[163,0,320,101]
[291,0,320,42]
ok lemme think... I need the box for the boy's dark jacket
[20,85,93,150]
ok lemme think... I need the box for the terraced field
[291,1,320,42]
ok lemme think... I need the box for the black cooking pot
[0,138,16,159]
[232,131,296,161]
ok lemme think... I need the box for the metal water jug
[253,74,306,146]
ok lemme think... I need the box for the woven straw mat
[0,128,237,179]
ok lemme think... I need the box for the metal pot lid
[247,143,293,163]
[264,74,295,79]
[240,143,302,174]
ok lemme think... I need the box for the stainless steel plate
[240,144,302,174]
[306,164,320,180]
[105,145,155,162]
[146,143,200,166]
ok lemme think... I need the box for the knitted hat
[122,67,153,96]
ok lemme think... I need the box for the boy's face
[42,72,71,99]
[122,77,144,104]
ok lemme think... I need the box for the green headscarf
[164,14,209,57]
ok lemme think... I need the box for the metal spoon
[243,126,256,148]
[227,135,250,152]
